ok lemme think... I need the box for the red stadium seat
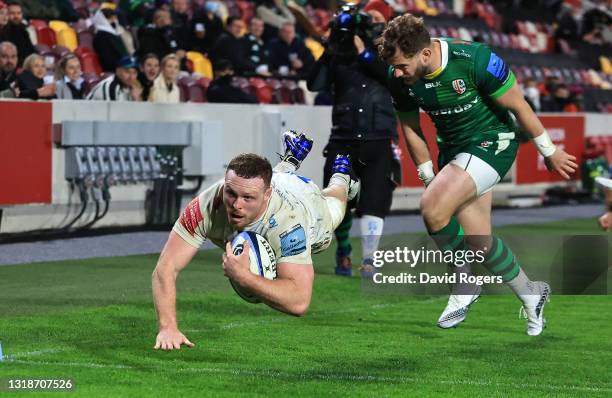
[29,19,48,30]
[36,26,57,47]
[236,0,254,23]
[75,47,102,76]
[249,78,273,104]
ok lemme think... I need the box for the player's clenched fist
[154,328,194,350]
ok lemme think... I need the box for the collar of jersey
[424,39,448,80]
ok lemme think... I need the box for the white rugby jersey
[173,172,335,265]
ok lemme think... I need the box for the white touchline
[6,359,612,393]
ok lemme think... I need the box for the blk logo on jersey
[452,79,466,95]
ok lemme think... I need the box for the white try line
[6,358,612,394]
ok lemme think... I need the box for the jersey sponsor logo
[486,52,509,82]
[426,97,479,116]
[269,216,278,229]
[280,224,307,257]
[425,81,441,89]
[179,197,203,236]
[452,49,471,58]
[452,79,466,94]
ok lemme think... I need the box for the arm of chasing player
[222,241,314,316]
[493,82,578,180]
[152,231,198,350]
[399,111,435,187]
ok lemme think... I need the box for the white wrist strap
[417,160,435,187]
[532,131,556,157]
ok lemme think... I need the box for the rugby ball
[228,231,277,303]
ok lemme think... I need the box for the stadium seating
[75,47,103,76]
[249,78,273,104]
[35,26,58,48]
[177,76,207,102]
[186,51,214,79]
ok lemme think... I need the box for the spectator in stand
[267,22,313,78]
[54,54,84,100]
[0,2,8,32]
[582,0,611,44]
[541,83,578,112]
[207,58,257,103]
[210,16,255,75]
[138,8,187,61]
[16,53,55,100]
[118,0,155,29]
[554,4,582,44]
[245,17,271,76]
[171,0,193,52]
[86,55,141,101]
[523,78,541,112]
[256,0,295,42]
[92,8,130,72]
[190,1,224,54]
[136,52,159,101]
[0,40,17,97]
[18,0,78,22]
[3,1,34,67]
[149,53,180,103]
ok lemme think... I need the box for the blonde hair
[54,54,80,81]
[22,53,43,72]
[161,53,179,69]
[161,53,179,81]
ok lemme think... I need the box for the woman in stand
[149,53,180,103]
[55,54,85,100]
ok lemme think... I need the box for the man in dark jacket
[207,59,257,103]
[210,16,255,75]
[137,8,186,60]
[267,22,313,78]
[3,1,34,66]
[306,1,396,278]
[0,41,18,96]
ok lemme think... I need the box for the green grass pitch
[0,218,611,397]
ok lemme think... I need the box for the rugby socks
[430,217,475,285]
[482,237,537,298]
[429,217,467,254]
[360,215,383,265]
[335,212,353,256]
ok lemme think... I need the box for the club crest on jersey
[452,79,466,95]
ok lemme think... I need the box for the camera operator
[306,0,396,279]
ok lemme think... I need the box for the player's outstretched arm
[400,112,435,186]
[493,83,578,179]
[152,231,199,350]
[223,242,314,316]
